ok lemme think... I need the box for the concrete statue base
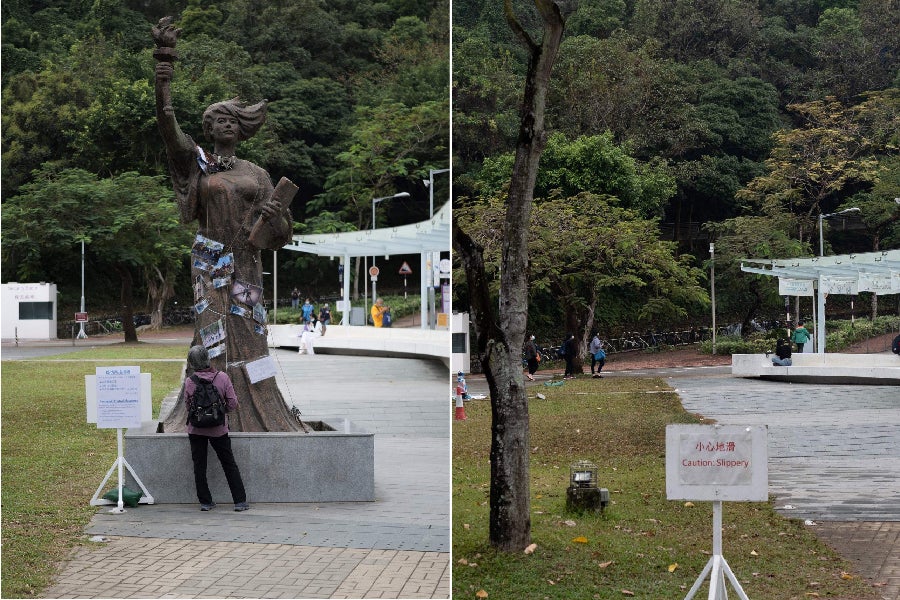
[123,416,375,503]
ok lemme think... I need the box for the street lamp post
[818,207,860,257]
[815,207,861,354]
[710,243,716,355]
[370,192,411,313]
[424,169,449,329]
[425,169,449,220]
[78,240,87,339]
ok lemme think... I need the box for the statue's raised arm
[152,17,192,158]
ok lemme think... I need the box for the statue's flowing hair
[202,97,267,142]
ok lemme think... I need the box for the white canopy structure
[741,250,900,353]
[282,201,451,328]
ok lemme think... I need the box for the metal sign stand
[90,428,155,512]
[683,501,750,600]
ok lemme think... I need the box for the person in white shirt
[299,315,324,354]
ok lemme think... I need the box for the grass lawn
[1,345,185,597]
[453,377,880,600]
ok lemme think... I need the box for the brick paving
[31,343,450,599]
[668,372,899,600]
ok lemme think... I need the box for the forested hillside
[2,0,449,312]
[453,0,899,339]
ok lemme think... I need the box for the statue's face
[210,114,239,144]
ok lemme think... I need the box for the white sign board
[666,424,768,501]
[245,355,277,384]
[86,373,152,424]
[778,277,814,296]
[858,272,894,294]
[93,366,143,429]
[820,276,857,295]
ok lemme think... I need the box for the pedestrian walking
[563,333,578,379]
[318,303,331,325]
[792,321,811,353]
[291,287,300,309]
[589,332,606,378]
[301,298,314,323]
[183,345,249,512]
[524,334,540,381]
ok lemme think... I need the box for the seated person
[299,316,323,354]
[771,338,792,366]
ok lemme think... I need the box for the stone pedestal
[123,417,374,503]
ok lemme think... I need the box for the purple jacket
[184,368,239,436]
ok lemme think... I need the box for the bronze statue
[152,17,306,432]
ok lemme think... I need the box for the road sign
[75,312,88,322]
[368,266,380,278]
[398,262,413,275]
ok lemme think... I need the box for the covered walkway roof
[741,250,900,293]
[280,201,450,329]
[740,249,900,352]
[283,201,450,258]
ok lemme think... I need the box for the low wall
[123,418,374,504]
[732,353,900,385]
[268,324,449,365]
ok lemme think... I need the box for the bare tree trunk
[455,0,570,553]
[115,264,138,343]
[146,265,175,330]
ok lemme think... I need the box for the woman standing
[524,334,539,381]
[563,333,579,379]
[153,18,304,432]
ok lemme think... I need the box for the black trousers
[591,356,605,373]
[189,433,247,505]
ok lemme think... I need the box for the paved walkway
[668,371,899,600]
[481,365,899,599]
[30,344,450,599]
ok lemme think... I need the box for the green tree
[705,209,807,335]
[475,131,676,218]
[736,95,882,243]
[547,33,700,158]
[458,192,708,353]
[2,168,192,341]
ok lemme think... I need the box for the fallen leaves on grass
[621,590,635,596]
[524,543,537,555]
[840,572,855,580]
[598,560,613,569]
[572,536,589,543]
[668,563,678,573]
[476,590,488,598]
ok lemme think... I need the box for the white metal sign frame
[86,369,155,512]
[666,424,768,600]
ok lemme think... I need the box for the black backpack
[187,372,227,428]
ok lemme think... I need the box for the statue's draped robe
[161,137,302,432]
